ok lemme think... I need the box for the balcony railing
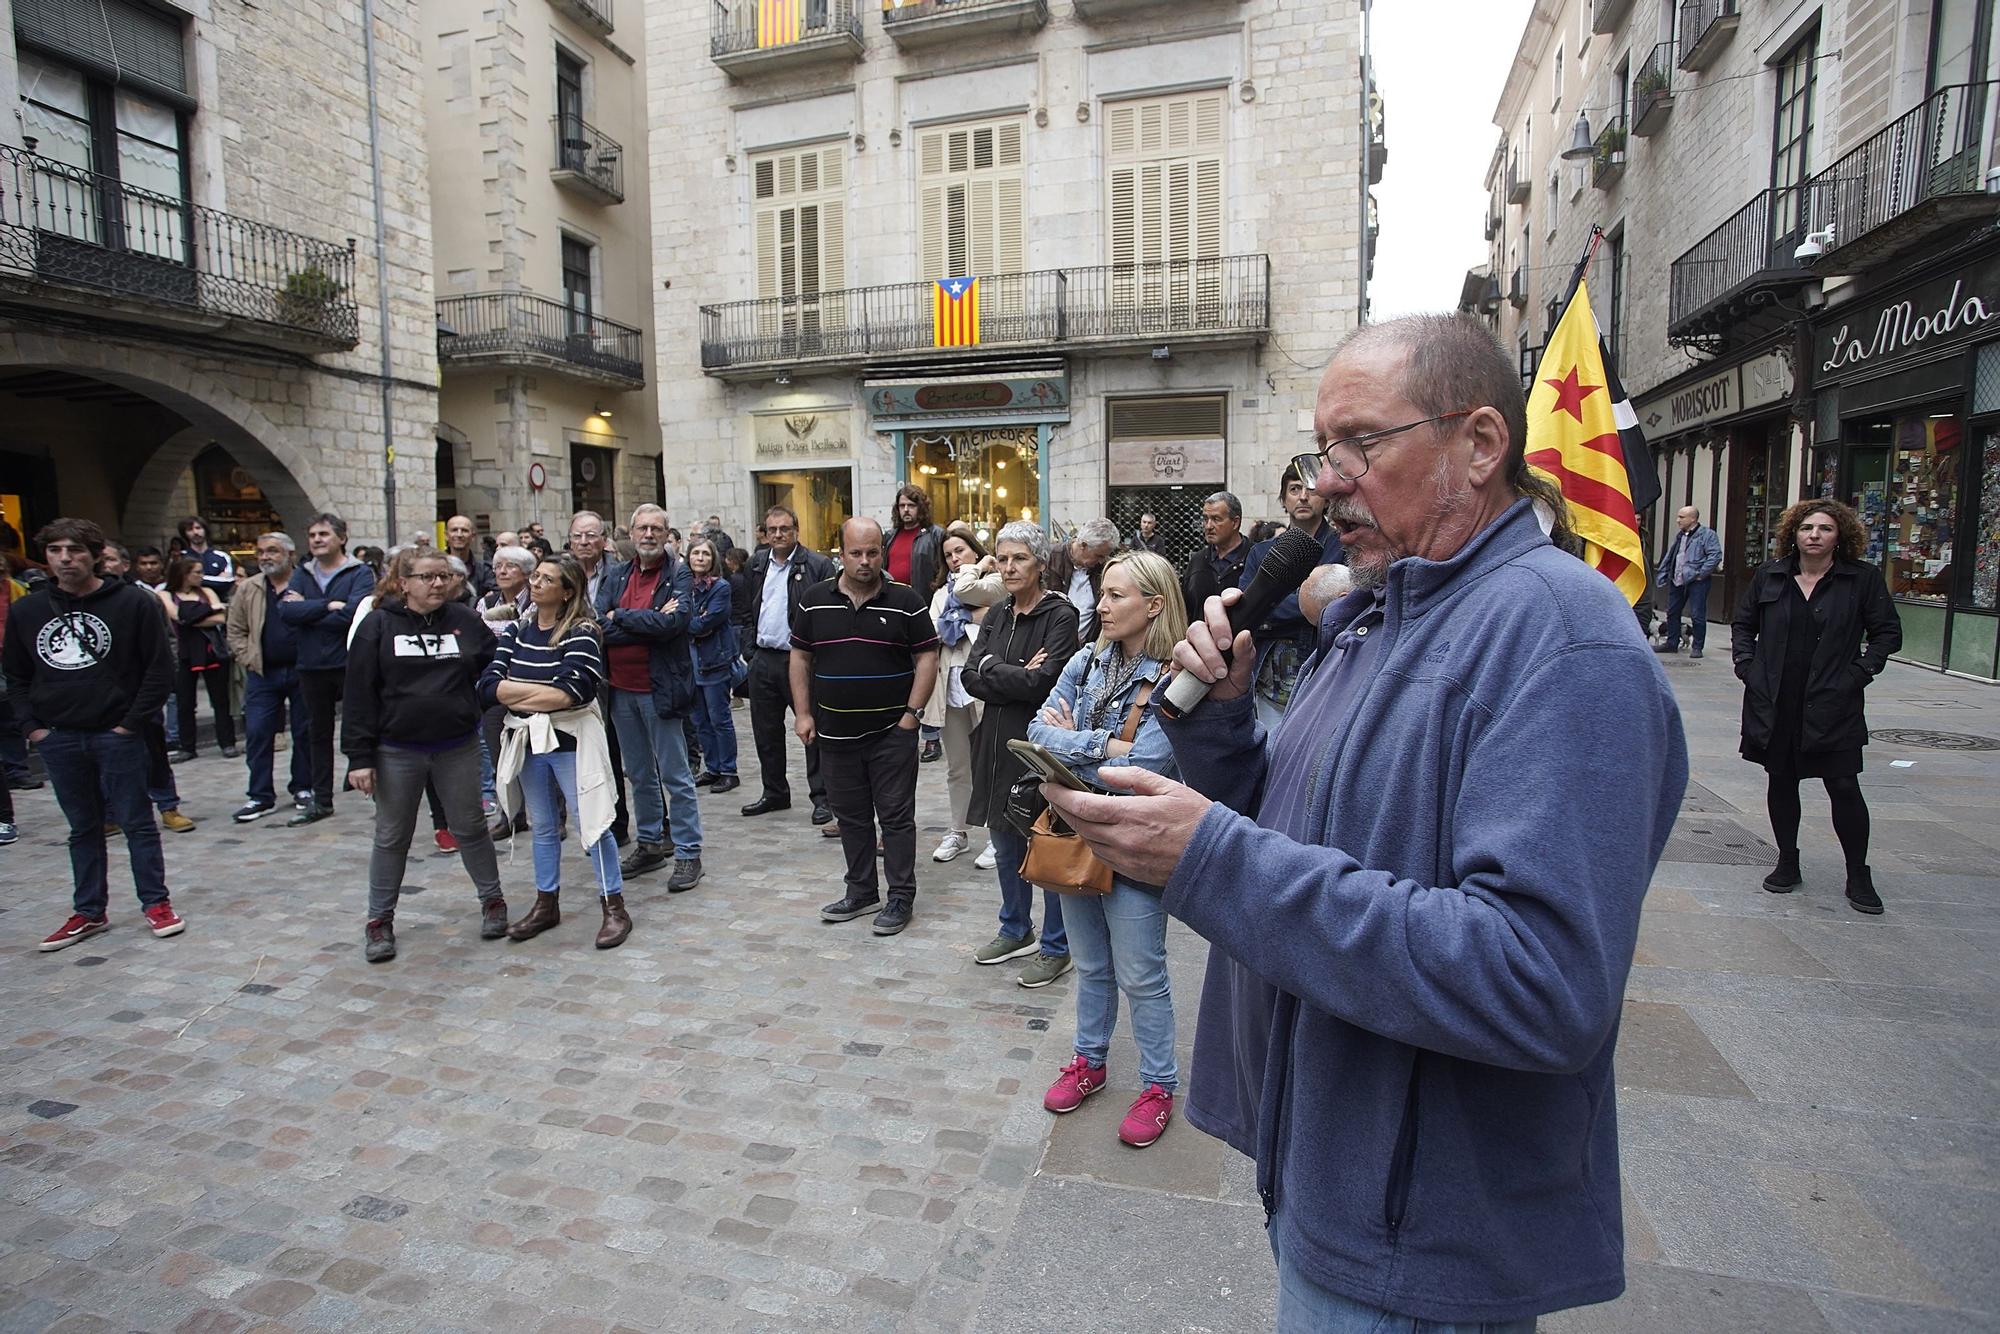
[699,255,1269,374]
[551,114,624,204]
[882,0,1049,47]
[1633,43,1675,136]
[1800,81,1998,276]
[1677,0,1738,72]
[438,291,644,386]
[1506,153,1530,204]
[1509,267,1527,307]
[0,145,358,350]
[1668,186,1816,339]
[550,0,612,34]
[1593,116,1628,189]
[711,0,862,74]
[1591,0,1633,33]
[1519,344,1545,393]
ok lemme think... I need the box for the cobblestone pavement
[2,661,1996,1333]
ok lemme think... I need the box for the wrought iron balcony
[1591,0,1633,34]
[1519,343,1545,394]
[1668,186,1818,343]
[1677,0,1737,72]
[1800,81,1998,277]
[0,145,358,352]
[551,115,624,205]
[549,0,612,35]
[1633,42,1675,136]
[1592,116,1628,189]
[437,291,644,387]
[1509,267,1527,307]
[699,255,1269,376]
[1506,152,1530,205]
[882,0,1048,48]
[1368,91,1388,186]
[711,0,862,76]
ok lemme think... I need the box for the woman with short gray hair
[481,546,536,623]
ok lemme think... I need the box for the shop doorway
[1723,419,1791,614]
[570,442,617,521]
[756,466,853,557]
[190,444,284,558]
[1106,486,1206,569]
[908,427,1039,540]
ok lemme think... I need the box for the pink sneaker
[1118,1084,1175,1148]
[1043,1055,1108,1113]
[39,913,110,953]
[143,902,186,938]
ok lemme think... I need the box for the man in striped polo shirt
[791,517,938,936]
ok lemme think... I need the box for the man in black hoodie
[342,549,503,962]
[3,518,185,952]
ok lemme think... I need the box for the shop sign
[1740,350,1793,411]
[1817,252,2000,377]
[867,372,1069,421]
[1636,365,1739,437]
[752,409,852,462]
[1108,437,1226,487]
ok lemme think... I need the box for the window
[918,119,1024,282]
[1769,26,1819,244]
[1927,0,1995,93]
[1106,90,1226,319]
[1553,45,1564,111]
[18,48,188,258]
[1546,169,1560,237]
[562,235,594,331]
[751,143,847,340]
[1614,55,1632,129]
[556,48,586,171]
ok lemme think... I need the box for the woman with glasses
[482,555,629,948]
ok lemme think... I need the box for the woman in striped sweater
[479,554,630,948]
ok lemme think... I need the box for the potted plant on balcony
[1634,65,1668,99]
[277,265,343,326]
[1598,123,1627,166]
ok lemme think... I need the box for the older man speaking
[1043,315,1687,1330]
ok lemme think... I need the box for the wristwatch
[903,707,924,721]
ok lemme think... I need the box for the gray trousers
[367,738,503,921]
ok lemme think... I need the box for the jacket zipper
[1384,1056,1421,1233]
[1256,992,1298,1224]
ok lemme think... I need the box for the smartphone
[1007,739,1107,794]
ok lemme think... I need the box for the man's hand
[350,768,376,797]
[110,726,133,736]
[280,589,303,602]
[327,601,347,613]
[896,711,918,731]
[795,716,816,745]
[1171,587,1255,703]
[28,728,50,745]
[1040,767,1210,888]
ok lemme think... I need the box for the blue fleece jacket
[1162,499,1687,1324]
[272,556,373,672]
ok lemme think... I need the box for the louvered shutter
[1105,91,1228,332]
[749,143,847,349]
[917,116,1026,302]
[14,0,190,107]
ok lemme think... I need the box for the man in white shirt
[741,507,834,822]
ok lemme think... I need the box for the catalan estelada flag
[932,277,980,348]
[1524,277,1651,605]
[756,0,800,48]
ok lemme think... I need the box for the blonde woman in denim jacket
[1026,549,1188,1148]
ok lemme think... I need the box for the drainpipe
[361,0,398,539]
[1358,0,1373,326]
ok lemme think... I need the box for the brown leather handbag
[1017,685,1150,897]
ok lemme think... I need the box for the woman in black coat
[1731,498,1901,914]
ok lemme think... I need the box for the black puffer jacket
[963,591,1080,828]
[1730,556,1901,754]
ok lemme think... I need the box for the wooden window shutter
[920,184,947,283]
[916,117,1026,281]
[1108,165,1138,268]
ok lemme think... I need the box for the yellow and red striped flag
[932,277,980,348]
[756,0,800,48]
[1524,278,1648,605]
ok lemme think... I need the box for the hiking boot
[667,857,703,893]
[1762,851,1802,893]
[233,800,276,824]
[621,842,670,878]
[596,893,633,948]
[40,913,110,953]
[1846,866,1884,915]
[1018,951,1073,989]
[143,901,185,938]
[1118,1085,1176,1148]
[1043,1055,1107,1113]
[820,892,882,923]
[364,918,396,963]
[872,896,914,936]
[507,891,561,941]
[434,829,458,854]
[480,898,509,940]
[973,844,998,870]
[974,932,1039,965]
[161,810,195,834]
[932,831,971,863]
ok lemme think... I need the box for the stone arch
[0,331,335,542]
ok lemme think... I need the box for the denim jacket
[1025,644,1177,791]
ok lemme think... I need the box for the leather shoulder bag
[1017,683,1151,897]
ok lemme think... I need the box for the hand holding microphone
[1160,525,1329,719]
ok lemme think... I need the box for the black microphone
[1160,525,1330,719]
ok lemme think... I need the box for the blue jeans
[519,749,622,897]
[141,711,181,814]
[38,728,169,918]
[1663,576,1711,651]
[607,688,703,858]
[691,679,738,776]
[986,819,1066,956]
[1063,879,1177,1090]
[1274,1245,1536,1334]
[243,666,312,805]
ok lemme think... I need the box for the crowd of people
[0,311,1911,1329]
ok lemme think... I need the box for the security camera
[1794,226,1835,263]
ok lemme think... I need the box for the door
[570,442,616,519]
[556,49,586,172]
[755,467,853,557]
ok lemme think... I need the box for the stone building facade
[1469,0,2000,677]
[0,0,438,556]
[644,0,1379,562]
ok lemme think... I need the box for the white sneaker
[932,831,972,862]
[973,843,998,870]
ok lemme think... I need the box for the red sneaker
[1118,1084,1175,1148]
[435,829,459,853]
[39,914,110,953]
[1043,1055,1108,1113]
[143,902,186,938]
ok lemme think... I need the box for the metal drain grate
[1869,729,2000,751]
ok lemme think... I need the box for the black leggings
[1767,772,1870,871]
[175,663,236,754]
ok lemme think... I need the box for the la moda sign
[1818,254,2000,377]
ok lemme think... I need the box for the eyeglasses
[409,571,451,584]
[1292,410,1477,486]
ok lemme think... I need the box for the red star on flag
[1543,366,1602,422]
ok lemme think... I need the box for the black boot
[1762,850,1801,893]
[1845,866,1884,915]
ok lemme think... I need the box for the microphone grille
[1261,525,1329,587]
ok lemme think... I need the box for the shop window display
[1972,425,2000,611]
[1882,412,1962,604]
[909,427,1039,542]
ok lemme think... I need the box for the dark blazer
[1731,555,1901,754]
[742,545,836,647]
[596,553,697,720]
[962,591,1081,828]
